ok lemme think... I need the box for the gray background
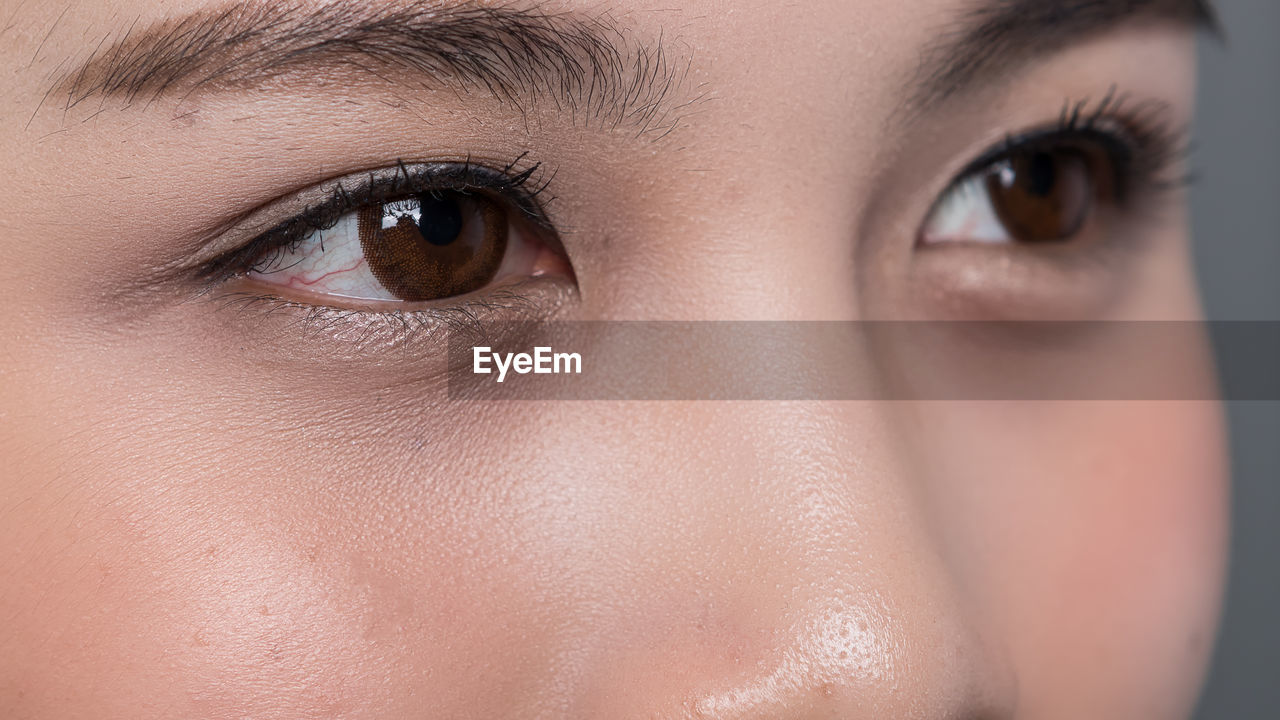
[1192,0,1280,717]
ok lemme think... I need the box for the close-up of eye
[919,97,1176,248]
[921,136,1111,245]
[210,161,572,308]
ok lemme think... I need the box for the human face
[0,0,1226,718]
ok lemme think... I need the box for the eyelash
[954,88,1191,202]
[197,153,557,284]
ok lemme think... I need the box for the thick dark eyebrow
[46,0,693,137]
[909,0,1219,113]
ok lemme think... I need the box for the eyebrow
[909,0,1219,113]
[46,0,693,138]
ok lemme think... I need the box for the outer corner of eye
[918,174,1012,247]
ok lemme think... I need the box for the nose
[520,133,1020,714]
[539,401,1017,720]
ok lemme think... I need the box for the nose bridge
[570,402,1014,719]
[581,138,868,325]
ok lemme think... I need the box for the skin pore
[0,0,1226,718]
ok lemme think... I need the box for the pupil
[1025,152,1056,197]
[416,194,464,246]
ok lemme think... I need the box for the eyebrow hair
[46,0,695,138]
[909,0,1219,113]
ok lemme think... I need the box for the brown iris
[984,148,1096,243]
[358,191,508,301]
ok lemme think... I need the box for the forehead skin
[0,1,1225,719]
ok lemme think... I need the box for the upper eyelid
[945,95,1189,192]
[952,126,1132,181]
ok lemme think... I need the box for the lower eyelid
[904,244,1134,321]
[210,274,579,356]
[233,268,574,312]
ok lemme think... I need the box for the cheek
[924,400,1228,719]
[1046,403,1226,717]
[0,461,571,718]
[0,477,379,715]
[0,378,555,718]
